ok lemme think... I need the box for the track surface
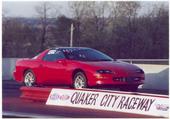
[3,80,168,118]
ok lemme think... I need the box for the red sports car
[13,47,144,91]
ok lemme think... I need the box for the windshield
[64,49,113,61]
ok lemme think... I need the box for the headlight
[96,69,112,74]
[135,69,144,74]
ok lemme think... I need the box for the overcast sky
[2,1,168,18]
[3,1,70,17]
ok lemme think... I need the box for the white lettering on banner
[46,89,169,117]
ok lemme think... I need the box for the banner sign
[46,89,169,117]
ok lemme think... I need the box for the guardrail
[119,59,169,65]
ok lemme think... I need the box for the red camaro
[13,47,144,91]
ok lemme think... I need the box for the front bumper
[89,73,144,87]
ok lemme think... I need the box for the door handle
[57,60,67,65]
[58,60,62,63]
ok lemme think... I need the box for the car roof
[51,47,91,51]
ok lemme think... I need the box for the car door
[42,49,67,85]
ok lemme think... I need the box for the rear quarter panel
[14,58,43,84]
[14,49,49,84]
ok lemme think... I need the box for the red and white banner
[46,88,169,117]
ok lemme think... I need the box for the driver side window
[43,50,65,61]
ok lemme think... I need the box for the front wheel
[73,72,87,89]
[24,70,36,87]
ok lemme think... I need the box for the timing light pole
[70,23,74,47]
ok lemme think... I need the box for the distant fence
[2,58,169,91]
[119,59,169,65]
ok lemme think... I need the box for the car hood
[82,60,142,73]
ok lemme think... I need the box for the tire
[73,72,87,89]
[24,70,36,87]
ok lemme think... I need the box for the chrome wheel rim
[74,75,86,89]
[24,72,35,86]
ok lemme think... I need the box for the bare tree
[35,2,52,51]
[2,7,10,32]
[89,2,109,38]
[69,1,109,47]
[109,2,141,57]
[2,7,9,18]
[2,1,168,59]
[69,1,91,46]
[115,2,141,29]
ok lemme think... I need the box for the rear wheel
[73,72,87,89]
[24,70,36,87]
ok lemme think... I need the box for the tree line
[2,1,169,59]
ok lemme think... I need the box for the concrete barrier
[2,58,169,91]
[135,64,169,91]
[2,58,19,80]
